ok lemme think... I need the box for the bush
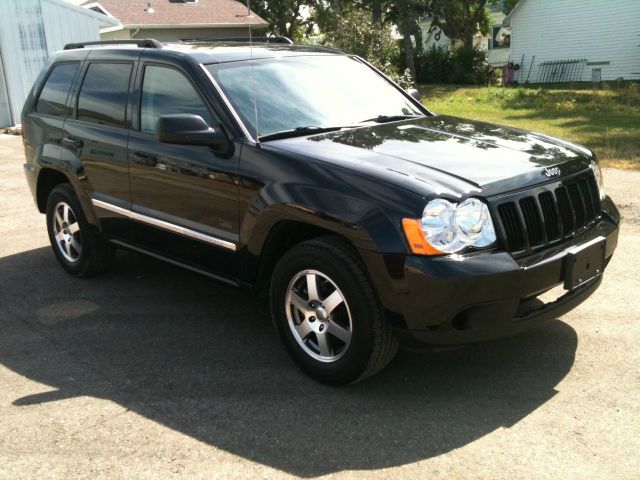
[415,46,452,84]
[416,46,487,85]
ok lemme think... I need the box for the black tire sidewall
[46,184,95,276]
[270,242,377,384]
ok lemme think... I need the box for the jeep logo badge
[543,166,562,178]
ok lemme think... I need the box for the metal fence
[537,59,588,84]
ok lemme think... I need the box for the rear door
[61,50,137,236]
[126,56,240,278]
[24,61,81,170]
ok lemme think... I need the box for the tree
[385,0,429,82]
[426,0,493,49]
[251,0,312,40]
[321,8,398,66]
[502,0,519,16]
[319,7,414,88]
[314,0,427,82]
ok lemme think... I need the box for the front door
[127,62,239,278]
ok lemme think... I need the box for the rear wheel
[270,237,398,384]
[46,184,113,277]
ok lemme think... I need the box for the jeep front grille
[493,171,601,255]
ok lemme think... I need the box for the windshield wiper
[258,126,350,142]
[359,114,424,124]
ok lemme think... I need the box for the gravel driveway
[0,134,638,479]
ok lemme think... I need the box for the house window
[490,26,510,49]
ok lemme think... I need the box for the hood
[264,115,594,198]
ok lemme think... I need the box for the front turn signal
[402,218,444,255]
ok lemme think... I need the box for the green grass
[418,83,640,170]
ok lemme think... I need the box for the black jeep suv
[22,39,619,384]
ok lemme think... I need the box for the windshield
[206,55,424,140]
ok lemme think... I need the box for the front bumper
[391,197,620,347]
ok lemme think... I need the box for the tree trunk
[372,0,382,24]
[463,33,474,50]
[287,21,297,40]
[402,14,417,83]
[333,0,341,15]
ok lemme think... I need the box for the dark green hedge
[416,46,488,85]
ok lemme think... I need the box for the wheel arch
[251,219,359,294]
[35,166,99,228]
[36,168,71,213]
[242,207,408,327]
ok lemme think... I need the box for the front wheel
[270,237,398,384]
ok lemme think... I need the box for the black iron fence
[537,59,588,84]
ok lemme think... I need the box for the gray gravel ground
[0,133,638,479]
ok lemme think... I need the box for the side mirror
[406,88,421,102]
[155,114,227,150]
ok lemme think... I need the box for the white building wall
[0,50,12,127]
[0,0,111,126]
[509,0,640,83]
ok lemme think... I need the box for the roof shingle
[85,0,268,27]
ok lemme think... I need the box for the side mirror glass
[155,114,227,150]
[406,88,421,102]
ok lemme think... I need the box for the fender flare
[240,187,411,321]
[35,144,99,227]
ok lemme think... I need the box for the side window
[77,62,133,128]
[35,63,79,116]
[140,65,212,134]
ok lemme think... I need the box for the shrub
[625,83,639,106]
[416,46,452,84]
[416,45,487,85]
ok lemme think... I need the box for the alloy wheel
[285,269,352,362]
[52,201,82,263]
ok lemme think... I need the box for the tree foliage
[502,0,519,15]
[251,0,311,40]
[248,0,510,85]
[319,7,414,88]
[425,0,493,49]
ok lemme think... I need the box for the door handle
[131,151,157,167]
[62,136,84,149]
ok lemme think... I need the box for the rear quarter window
[35,63,79,117]
[77,62,133,128]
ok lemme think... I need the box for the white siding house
[0,0,117,127]
[504,0,640,83]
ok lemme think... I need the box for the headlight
[403,198,496,255]
[590,159,605,201]
[455,198,496,247]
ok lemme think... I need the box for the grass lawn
[418,83,640,170]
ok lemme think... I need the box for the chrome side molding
[91,199,237,251]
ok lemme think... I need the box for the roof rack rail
[183,36,294,45]
[64,39,163,50]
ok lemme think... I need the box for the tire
[46,183,113,277]
[270,236,398,385]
